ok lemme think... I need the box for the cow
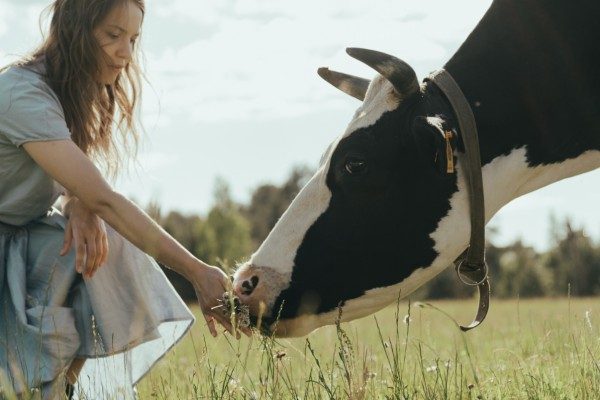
[232,0,600,337]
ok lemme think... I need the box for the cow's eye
[344,157,367,175]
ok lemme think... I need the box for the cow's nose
[240,275,259,295]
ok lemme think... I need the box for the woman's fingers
[62,199,109,278]
[73,225,108,278]
[95,234,103,273]
[193,264,252,339]
[87,224,109,278]
[212,311,239,339]
[199,299,240,338]
[203,314,218,337]
[217,277,248,338]
[86,234,103,278]
[75,236,86,274]
[200,300,234,337]
[60,221,73,256]
[101,230,109,266]
[84,239,97,278]
[204,298,247,339]
[215,312,247,339]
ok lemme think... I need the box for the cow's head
[233,48,463,337]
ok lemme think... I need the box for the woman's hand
[61,197,109,278]
[188,263,252,339]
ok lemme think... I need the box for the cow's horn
[317,67,370,101]
[346,47,419,98]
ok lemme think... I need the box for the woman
[0,0,245,398]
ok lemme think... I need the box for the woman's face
[93,1,143,85]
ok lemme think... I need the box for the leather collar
[426,69,490,332]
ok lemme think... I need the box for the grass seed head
[219,292,251,328]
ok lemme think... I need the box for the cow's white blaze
[251,167,330,274]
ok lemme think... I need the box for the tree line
[148,167,600,300]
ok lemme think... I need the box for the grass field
[136,297,600,399]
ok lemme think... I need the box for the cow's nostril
[241,275,259,295]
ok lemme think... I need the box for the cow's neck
[445,0,600,162]
[425,0,600,263]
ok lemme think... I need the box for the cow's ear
[411,116,456,175]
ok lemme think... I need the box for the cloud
[1,0,492,123]
[135,151,177,173]
[140,0,492,123]
[0,1,15,38]
[0,1,50,65]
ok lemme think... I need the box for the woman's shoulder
[0,62,55,105]
[0,61,71,146]
[1,62,43,85]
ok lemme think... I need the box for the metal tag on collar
[444,130,455,173]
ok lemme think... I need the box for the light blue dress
[0,64,194,399]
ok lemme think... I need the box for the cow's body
[234,0,600,336]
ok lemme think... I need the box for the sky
[0,0,598,251]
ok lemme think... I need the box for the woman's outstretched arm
[23,139,247,338]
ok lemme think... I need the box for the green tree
[153,210,207,299]
[243,166,312,246]
[544,218,600,296]
[491,240,549,298]
[145,179,253,299]
[423,228,550,299]
[199,178,253,272]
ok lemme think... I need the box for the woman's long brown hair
[21,0,145,176]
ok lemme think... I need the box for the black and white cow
[233,0,600,337]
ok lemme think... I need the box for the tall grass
[3,298,599,399]
[137,297,600,399]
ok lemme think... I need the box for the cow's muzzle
[232,263,292,329]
